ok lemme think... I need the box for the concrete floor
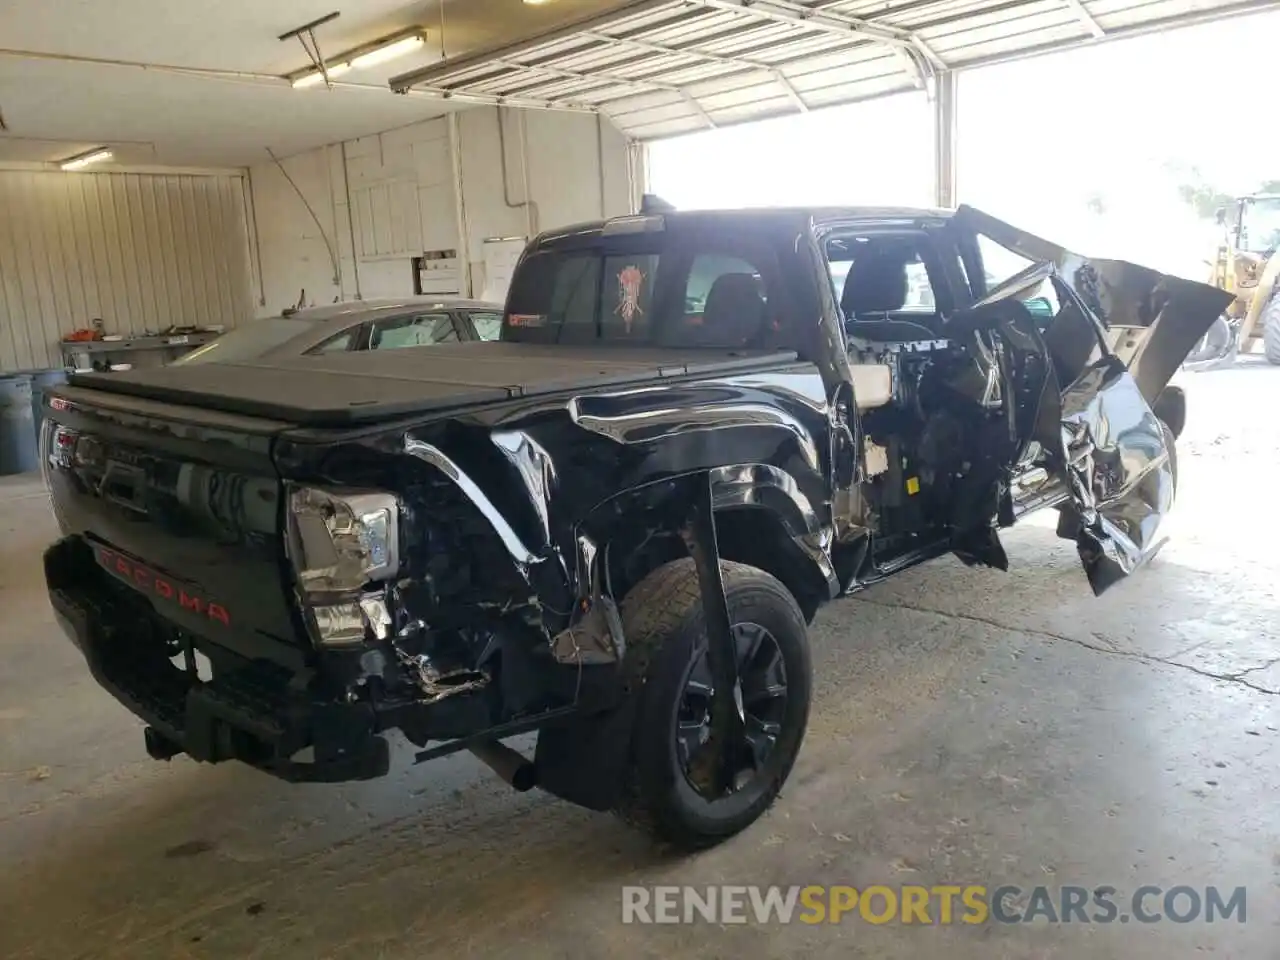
[2,360,1278,959]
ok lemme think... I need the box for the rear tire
[613,558,812,851]
[1263,293,1280,365]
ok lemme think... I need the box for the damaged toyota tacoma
[41,204,1228,849]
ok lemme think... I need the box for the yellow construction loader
[1196,193,1280,365]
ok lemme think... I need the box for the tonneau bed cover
[65,341,800,426]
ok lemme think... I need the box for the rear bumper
[44,536,390,783]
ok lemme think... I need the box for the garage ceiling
[2,0,1278,168]
[388,0,1280,139]
[0,0,616,168]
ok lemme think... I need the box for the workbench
[60,333,218,371]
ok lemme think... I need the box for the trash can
[25,368,68,443]
[0,374,38,476]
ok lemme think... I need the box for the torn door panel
[1059,356,1174,595]
[954,204,1233,404]
[951,207,1226,593]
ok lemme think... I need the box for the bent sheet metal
[954,206,1230,593]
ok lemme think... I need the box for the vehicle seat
[688,272,767,346]
[840,247,937,341]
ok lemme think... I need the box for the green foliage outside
[1163,161,1280,220]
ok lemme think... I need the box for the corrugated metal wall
[0,171,251,371]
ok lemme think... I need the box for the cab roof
[528,206,954,253]
[284,297,500,322]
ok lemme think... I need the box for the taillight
[284,485,401,648]
[39,421,76,487]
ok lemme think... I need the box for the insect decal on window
[615,265,646,333]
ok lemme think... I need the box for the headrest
[840,246,911,316]
[700,272,766,345]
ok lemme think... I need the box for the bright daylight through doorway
[648,10,1280,281]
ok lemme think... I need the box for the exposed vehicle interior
[827,232,947,341]
[827,229,1027,571]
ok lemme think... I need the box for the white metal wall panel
[344,119,457,265]
[247,109,636,310]
[0,171,250,372]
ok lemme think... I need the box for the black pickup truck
[40,203,1227,850]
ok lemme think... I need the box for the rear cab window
[502,216,816,353]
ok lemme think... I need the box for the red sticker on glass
[615,265,646,333]
[508,313,547,328]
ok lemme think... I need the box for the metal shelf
[59,333,217,357]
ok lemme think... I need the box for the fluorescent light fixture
[292,62,351,88]
[524,0,555,4]
[349,35,424,69]
[59,149,113,171]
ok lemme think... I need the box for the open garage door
[390,0,1280,140]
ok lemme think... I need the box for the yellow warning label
[906,477,920,495]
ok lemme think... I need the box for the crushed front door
[951,205,1231,594]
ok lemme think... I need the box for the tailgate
[43,385,301,651]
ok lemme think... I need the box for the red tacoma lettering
[91,547,231,627]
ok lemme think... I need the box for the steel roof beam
[488,56,695,97]
[771,69,810,111]
[581,29,775,74]
[690,0,944,86]
[694,0,943,61]
[1061,0,1107,36]
[579,29,810,112]
[389,0,685,93]
[479,56,721,126]
[805,0,949,73]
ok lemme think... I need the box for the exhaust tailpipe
[467,739,537,792]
